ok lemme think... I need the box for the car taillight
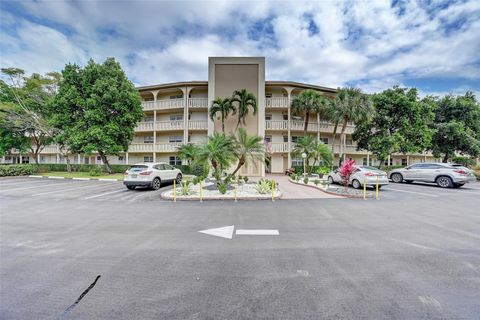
[139,171,152,176]
[454,169,467,174]
[364,172,375,176]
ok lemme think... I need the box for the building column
[284,87,294,168]
[183,86,193,144]
[56,153,59,163]
[367,153,370,166]
[77,154,81,164]
[407,155,410,166]
[387,155,391,166]
[126,152,129,165]
[317,113,320,140]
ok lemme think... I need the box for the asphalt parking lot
[1,177,480,319]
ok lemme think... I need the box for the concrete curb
[160,191,283,201]
[288,179,371,199]
[28,175,122,182]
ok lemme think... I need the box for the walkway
[266,174,344,199]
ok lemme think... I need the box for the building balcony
[265,120,289,130]
[135,122,155,132]
[267,142,289,153]
[188,120,208,130]
[128,143,155,153]
[156,143,180,152]
[156,120,184,131]
[40,145,59,153]
[141,98,185,111]
[265,97,289,108]
[127,143,180,153]
[188,98,208,108]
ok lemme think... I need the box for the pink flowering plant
[338,159,356,191]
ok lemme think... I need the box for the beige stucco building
[1,57,438,175]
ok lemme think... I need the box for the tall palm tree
[329,87,372,164]
[209,97,236,133]
[197,132,237,182]
[291,135,315,173]
[176,143,201,166]
[290,89,328,136]
[229,128,265,176]
[231,89,257,129]
[311,140,333,168]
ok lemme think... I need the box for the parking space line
[83,189,128,199]
[0,182,80,192]
[31,183,100,196]
[0,180,53,187]
[383,187,439,197]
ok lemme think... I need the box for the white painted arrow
[198,225,234,239]
[198,225,279,239]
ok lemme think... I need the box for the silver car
[123,162,182,190]
[388,162,476,188]
[327,166,389,189]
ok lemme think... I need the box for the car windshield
[129,165,148,172]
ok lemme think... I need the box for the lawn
[39,172,124,180]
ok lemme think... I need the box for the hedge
[37,163,131,173]
[0,164,39,177]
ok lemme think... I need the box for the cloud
[0,0,479,95]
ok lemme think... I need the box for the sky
[1,0,479,96]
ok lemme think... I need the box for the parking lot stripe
[383,187,439,197]
[0,180,52,187]
[31,183,98,196]
[83,189,128,199]
[0,182,77,192]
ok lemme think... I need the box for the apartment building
[1,57,437,175]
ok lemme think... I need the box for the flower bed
[288,178,373,198]
[161,179,282,201]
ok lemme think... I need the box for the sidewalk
[266,174,344,199]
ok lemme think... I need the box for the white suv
[123,162,182,190]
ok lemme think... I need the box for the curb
[160,191,283,201]
[28,175,122,182]
[288,179,371,199]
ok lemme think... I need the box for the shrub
[243,176,249,183]
[255,179,272,194]
[315,166,331,175]
[89,166,102,176]
[180,180,192,195]
[38,163,130,173]
[451,156,476,167]
[303,176,309,184]
[0,164,38,177]
[314,179,321,186]
[218,183,227,194]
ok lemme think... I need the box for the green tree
[292,135,333,173]
[290,89,328,136]
[353,86,435,167]
[229,128,265,176]
[51,58,143,173]
[232,89,257,130]
[209,97,236,133]
[196,132,237,183]
[177,143,202,165]
[0,126,29,157]
[430,92,480,162]
[329,87,373,165]
[0,68,59,164]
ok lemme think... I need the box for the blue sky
[1,0,479,96]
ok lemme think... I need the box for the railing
[265,97,289,108]
[156,143,180,152]
[290,120,320,132]
[155,121,184,131]
[135,122,154,131]
[332,145,363,154]
[188,98,208,108]
[188,120,208,130]
[141,99,185,110]
[265,120,288,130]
[40,145,59,153]
[268,142,289,153]
[128,143,154,152]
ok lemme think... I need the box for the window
[169,136,183,143]
[283,114,288,120]
[153,164,165,170]
[265,93,272,98]
[22,156,29,164]
[144,156,153,163]
[5,156,11,161]
[144,116,154,122]
[170,114,183,121]
[144,136,154,143]
[169,94,183,99]
[264,135,272,143]
[265,114,272,121]
[401,158,407,166]
[291,158,303,166]
[169,156,181,166]
[40,155,46,163]
[118,156,124,161]
[291,136,300,143]
[283,136,288,143]
[320,137,328,144]
[363,158,368,166]
[96,156,102,161]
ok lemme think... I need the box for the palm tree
[177,143,201,166]
[311,140,333,168]
[209,97,236,133]
[229,128,265,176]
[231,89,257,129]
[290,89,328,136]
[197,132,237,182]
[329,87,372,165]
[292,135,315,173]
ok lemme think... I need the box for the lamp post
[301,152,307,176]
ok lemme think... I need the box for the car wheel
[391,173,403,183]
[152,177,161,190]
[176,174,182,184]
[327,176,334,184]
[126,185,136,190]
[352,179,361,189]
[436,176,453,188]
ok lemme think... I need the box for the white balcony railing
[188,98,208,108]
[155,121,184,131]
[135,122,155,132]
[265,97,289,108]
[40,145,59,153]
[156,143,180,152]
[265,120,288,130]
[188,120,208,130]
[128,143,154,153]
[268,142,289,153]
[141,101,156,111]
[141,99,185,111]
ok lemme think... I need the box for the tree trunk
[338,118,348,166]
[230,157,245,177]
[442,154,449,163]
[65,155,72,173]
[99,151,112,174]
[304,111,310,136]
[30,147,39,165]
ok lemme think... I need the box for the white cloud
[1,0,479,94]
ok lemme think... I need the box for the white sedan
[123,162,182,190]
[327,165,389,189]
